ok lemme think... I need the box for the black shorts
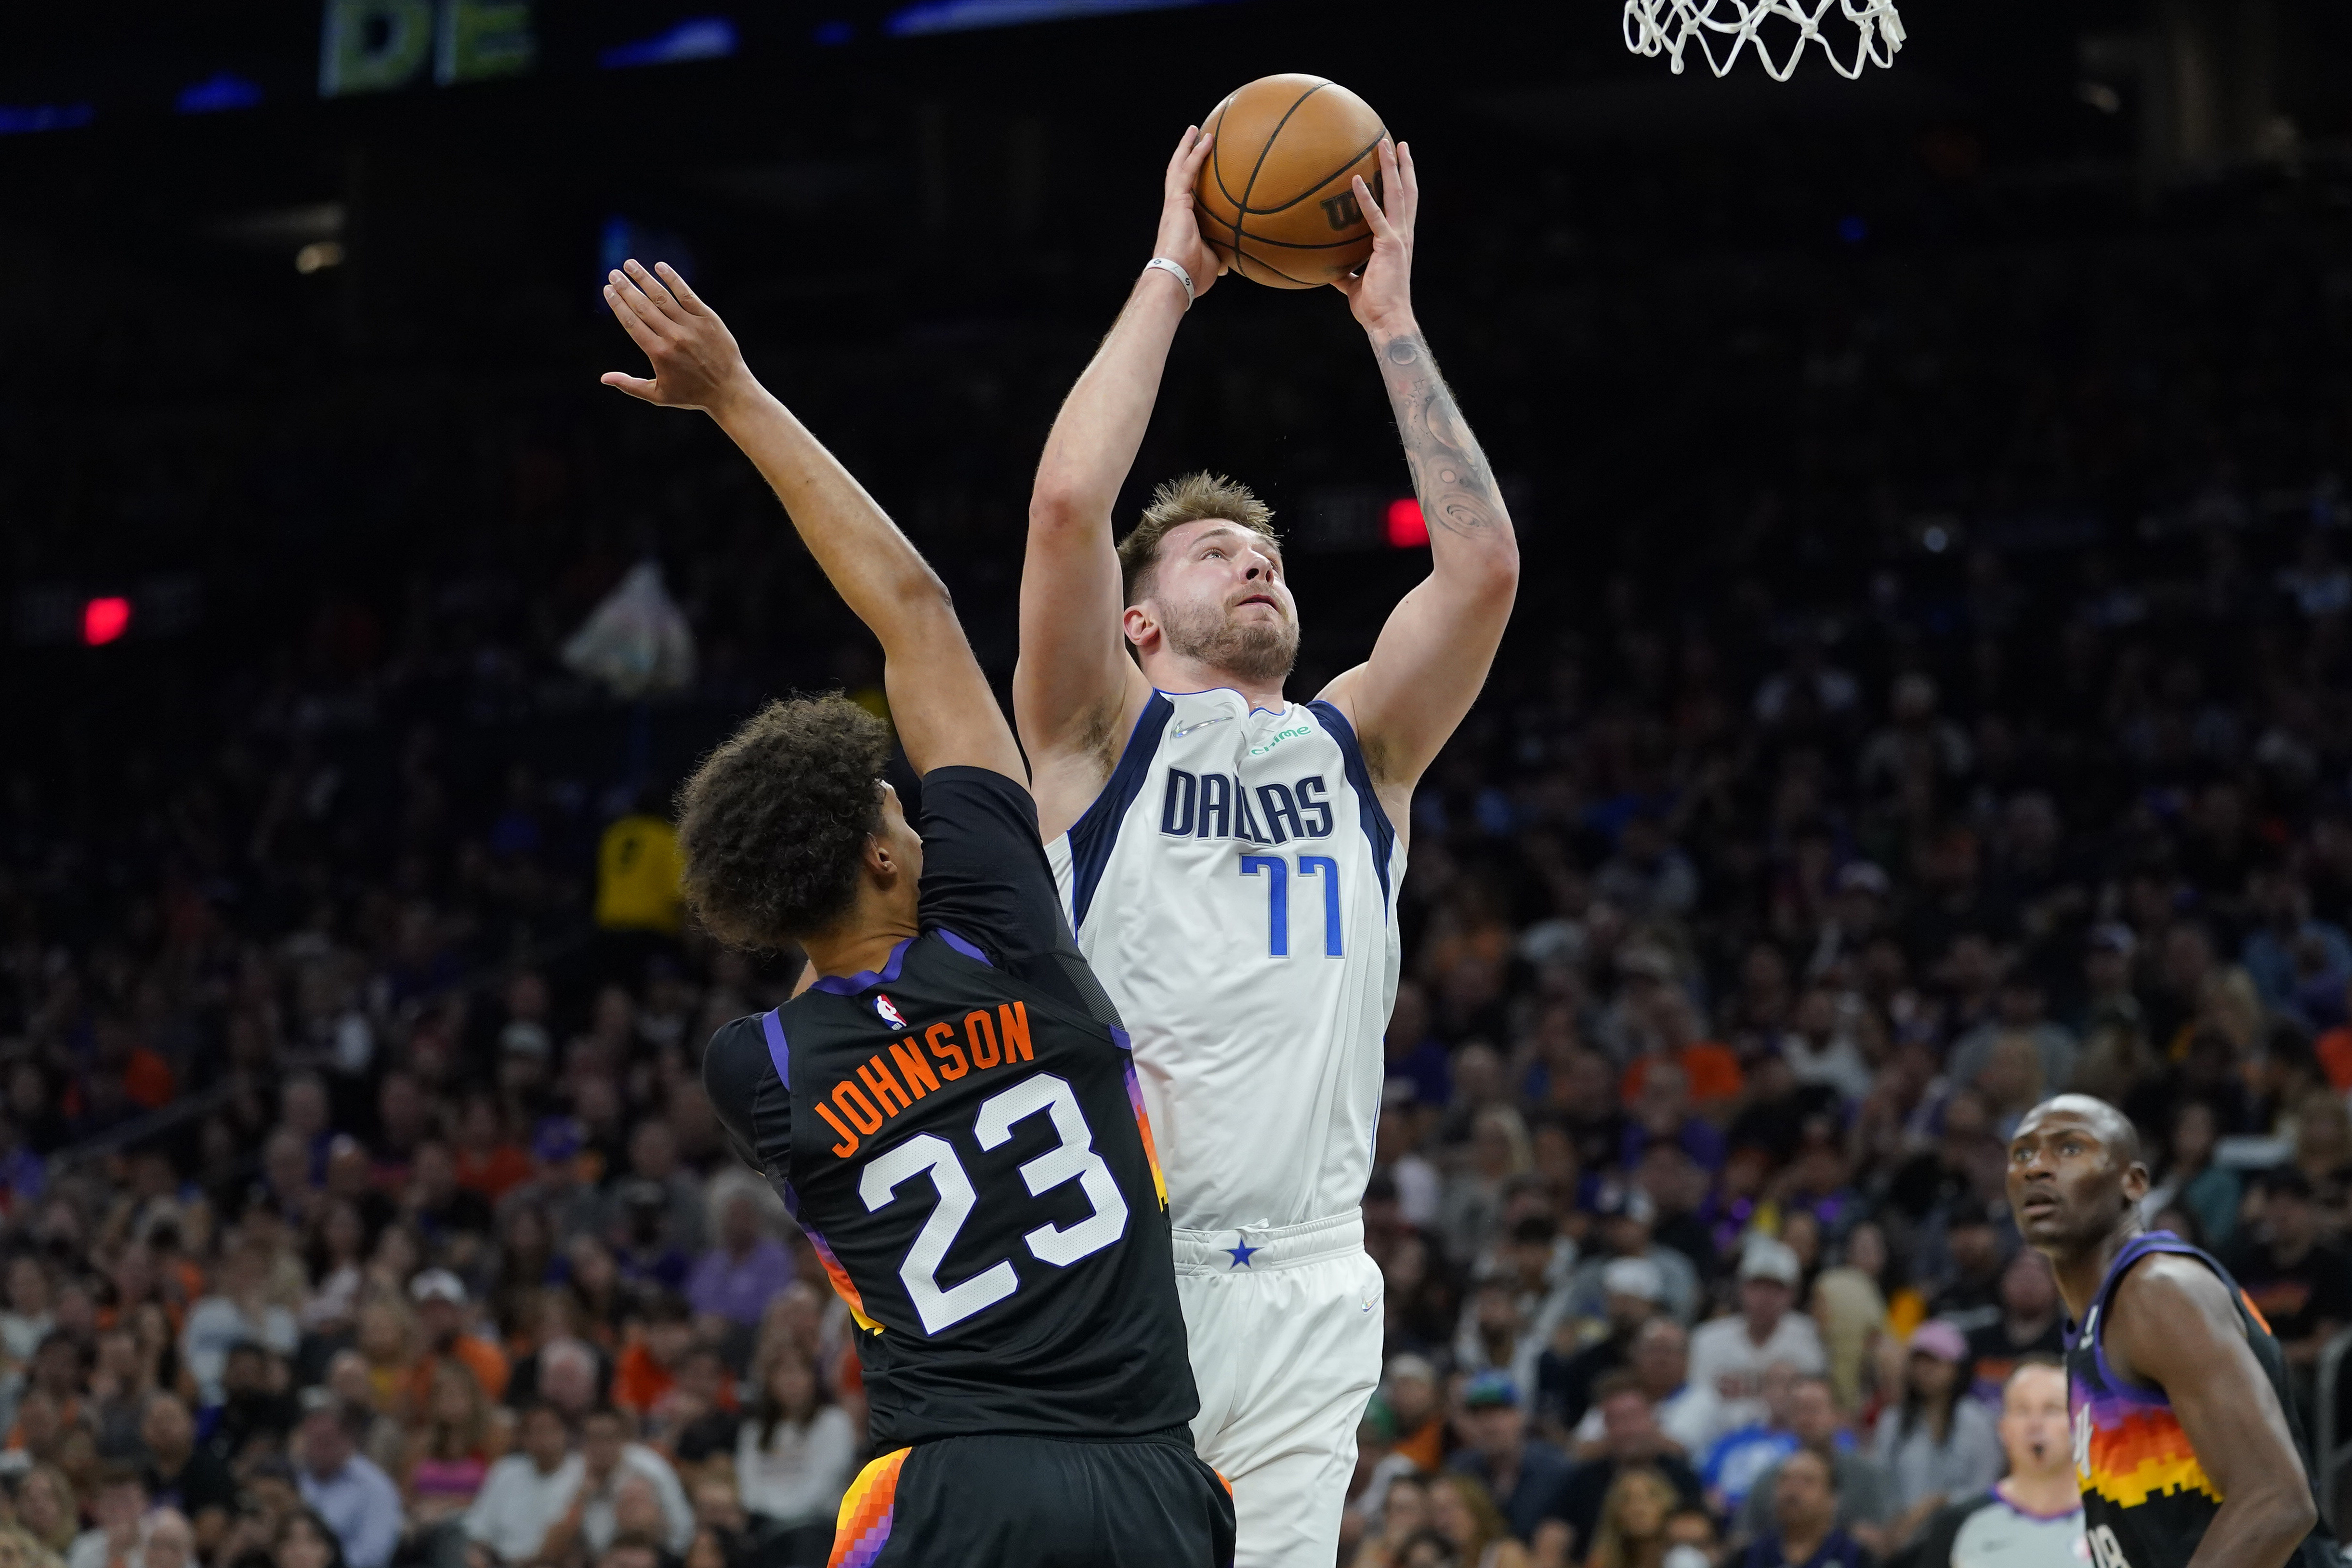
[828,1426,1234,1567]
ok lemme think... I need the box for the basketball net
[1624,0,1905,81]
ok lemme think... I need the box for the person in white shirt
[1573,1318,1726,1458]
[464,1404,583,1568]
[734,1352,856,1534]
[543,1409,692,1560]
[1687,1238,1826,1433]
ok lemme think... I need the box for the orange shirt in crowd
[453,1145,532,1200]
[1393,1415,1446,1473]
[612,1342,673,1415]
[122,1049,175,1110]
[408,1336,512,1412]
[2319,1025,2352,1093]
[1620,1042,1744,1106]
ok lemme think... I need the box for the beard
[1159,596,1299,685]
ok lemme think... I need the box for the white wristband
[1143,256,1195,306]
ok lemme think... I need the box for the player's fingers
[653,261,709,316]
[1165,124,1200,184]
[1180,128,1214,178]
[1329,275,1360,299]
[623,259,689,323]
[606,270,672,335]
[1392,140,1420,233]
[599,372,661,402]
[604,284,669,358]
[1353,175,1398,243]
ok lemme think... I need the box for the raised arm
[601,260,1022,783]
[2109,1256,2319,1568]
[1014,129,1222,812]
[1317,139,1520,809]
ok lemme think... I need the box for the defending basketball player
[2007,1094,2333,1568]
[598,260,1233,1566]
[1014,129,1519,1564]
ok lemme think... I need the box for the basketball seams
[1230,78,1331,266]
[1234,132,1387,217]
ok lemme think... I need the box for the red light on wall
[82,597,131,646]
[1385,497,1429,548]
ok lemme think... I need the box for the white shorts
[1173,1212,1385,1568]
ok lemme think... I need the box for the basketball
[1195,74,1389,290]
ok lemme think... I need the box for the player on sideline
[2006,1093,2333,1568]
[597,259,1233,1568]
[1896,1360,2082,1568]
[1016,129,1519,1563]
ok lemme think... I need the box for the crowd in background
[3,64,2352,1568]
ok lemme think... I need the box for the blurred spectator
[15,1467,79,1563]
[1543,1379,1706,1564]
[463,1405,579,1568]
[1448,1373,1570,1546]
[140,1396,236,1563]
[2227,1168,2351,1387]
[402,1363,492,1568]
[1734,1378,1893,1555]
[1736,1450,1866,1568]
[1581,1466,1680,1568]
[270,1511,346,1568]
[1424,1472,1529,1568]
[540,1410,691,1562]
[1687,1242,1823,1431]
[406,1274,509,1410]
[734,1351,854,1559]
[1570,1320,1721,1459]
[1867,1320,2000,1546]
[1538,1258,1663,1436]
[1960,1252,2063,1407]
[65,1465,146,1568]
[292,1396,403,1568]
[684,1194,790,1336]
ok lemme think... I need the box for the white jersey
[1046,686,1404,1233]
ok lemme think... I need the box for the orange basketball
[1195,74,1388,290]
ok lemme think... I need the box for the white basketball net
[1624,0,1905,81]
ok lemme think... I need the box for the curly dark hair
[675,695,893,948]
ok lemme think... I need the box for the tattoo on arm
[1379,334,1505,538]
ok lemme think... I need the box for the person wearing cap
[1688,1238,1825,1432]
[1382,1355,1447,1473]
[1539,1256,1666,1436]
[405,1271,509,1412]
[1868,1319,2001,1546]
[1562,1188,1700,1328]
[499,1121,602,1245]
[294,1393,402,1568]
[1447,1371,1572,1547]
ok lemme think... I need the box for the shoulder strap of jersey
[2084,1229,2234,1401]
[1305,698,1397,901]
[1064,692,1175,928]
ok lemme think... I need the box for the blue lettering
[1257,782,1303,845]
[1160,768,1198,837]
[1295,776,1334,837]
[1197,772,1231,840]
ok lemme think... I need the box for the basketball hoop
[1624,0,1905,82]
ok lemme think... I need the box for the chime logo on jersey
[874,995,906,1029]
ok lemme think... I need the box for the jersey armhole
[1308,698,1397,902]
[1064,692,1174,928]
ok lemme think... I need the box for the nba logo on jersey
[874,995,906,1029]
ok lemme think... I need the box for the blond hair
[1114,473,1278,606]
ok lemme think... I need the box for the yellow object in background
[597,813,683,934]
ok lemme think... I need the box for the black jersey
[2063,1230,2336,1568]
[705,766,1197,1449]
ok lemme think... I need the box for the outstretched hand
[1331,137,1418,335]
[1155,125,1225,300]
[600,259,759,416]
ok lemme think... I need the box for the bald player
[2006,1093,2333,1568]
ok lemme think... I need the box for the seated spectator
[1734,1376,1894,1555]
[1543,1380,1707,1565]
[139,1394,236,1563]
[652,1346,741,1465]
[1426,1472,1531,1568]
[734,1350,854,1551]
[135,1515,189,1568]
[1387,1355,1449,1473]
[202,1344,299,1468]
[1350,1473,1431,1568]
[1448,1372,1571,1548]
[1540,1258,1664,1436]
[404,1362,493,1566]
[613,1297,696,1419]
[608,1183,691,1296]
[271,1510,347,1568]
[1688,1240,1825,1429]
[540,1409,692,1563]
[1960,1252,2063,1406]
[1561,1196,1700,1329]
[64,1465,145,1568]
[407,1272,510,1410]
[13,1466,79,1563]
[1582,1465,1679,1568]
[1571,1320,1721,1459]
[0,1259,55,1371]
[2227,1167,2351,1384]
[184,1244,300,1406]
[1699,1362,1800,1517]
[293,1394,403,1568]
[463,1405,581,1568]
[1737,1449,1867,1568]
[12,1333,88,1448]
[1869,1320,2000,1546]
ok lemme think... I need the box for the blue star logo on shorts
[1225,1236,1260,1269]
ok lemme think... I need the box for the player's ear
[2120,1160,2151,1204]
[1121,602,1157,652]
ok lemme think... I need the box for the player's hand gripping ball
[1194,74,1389,289]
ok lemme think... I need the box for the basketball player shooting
[1015,128,1519,1565]
[598,261,1233,1567]
[2007,1094,2334,1568]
